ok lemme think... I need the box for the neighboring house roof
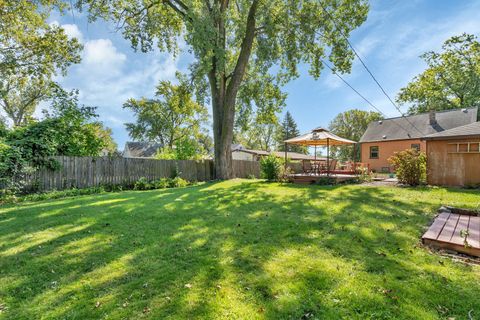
[423,121,480,140]
[123,142,163,158]
[232,148,322,161]
[360,107,478,143]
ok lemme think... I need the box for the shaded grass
[0,180,479,319]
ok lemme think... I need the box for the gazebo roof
[284,127,357,146]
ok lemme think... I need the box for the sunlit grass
[0,180,479,319]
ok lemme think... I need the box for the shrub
[134,177,152,190]
[169,176,188,188]
[388,149,426,186]
[260,154,283,181]
[153,178,170,189]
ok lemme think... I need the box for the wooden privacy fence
[24,156,261,191]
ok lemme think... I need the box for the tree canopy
[328,109,381,161]
[76,0,369,178]
[276,111,307,154]
[0,0,82,126]
[397,33,480,115]
[123,76,209,149]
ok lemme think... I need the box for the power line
[318,1,425,136]
[321,59,415,135]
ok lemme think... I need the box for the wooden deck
[288,174,358,185]
[422,212,480,257]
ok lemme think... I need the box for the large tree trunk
[210,0,258,179]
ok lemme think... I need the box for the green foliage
[0,142,31,196]
[388,149,427,186]
[277,112,308,154]
[0,89,116,196]
[76,0,369,178]
[134,177,152,190]
[0,1,82,125]
[123,75,209,148]
[260,154,283,181]
[169,176,188,188]
[329,109,382,161]
[156,136,207,160]
[397,33,480,114]
[134,176,190,191]
[153,178,170,189]
[234,110,280,151]
[6,89,114,166]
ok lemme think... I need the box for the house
[423,121,480,186]
[360,107,478,172]
[231,145,317,161]
[123,142,163,158]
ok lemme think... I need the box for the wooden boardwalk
[422,212,480,257]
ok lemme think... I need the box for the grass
[1,180,479,319]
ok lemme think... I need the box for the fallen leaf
[95,301,101,308]
[143,307,151,314]
[184,283,192,289]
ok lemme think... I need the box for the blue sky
[43,0,480,150]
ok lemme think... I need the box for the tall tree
[328,109,382,161]
[0,0,82,125]
[123,76,209,148]
[76,0,369,179]
[397,33,480,114]
[277,111,307,154]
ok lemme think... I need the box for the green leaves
[124,74,210,159]
[0,0,83,125]
[397,33,480,114]
[328,109,382,161]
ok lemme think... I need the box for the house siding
[360,139,425,172]
[232,151,256,161]
[426,137,480,186]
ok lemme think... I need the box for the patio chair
[303,160,314,174]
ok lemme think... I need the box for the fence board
[23,157,264,191]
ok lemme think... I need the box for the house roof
[232,148,323,161]
[423,121,480,140]
[123,142,163,158]
[360,107,478,143]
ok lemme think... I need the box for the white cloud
[62,24,84,43]
[83,39,127,74]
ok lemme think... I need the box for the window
[411,143,420,151]
[370,146,379,159]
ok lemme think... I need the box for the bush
[388,149,426,186]
[134,177,152,190]
[153,178,170,189]
[260,154,283,181]
[169,176,188,188]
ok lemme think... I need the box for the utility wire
[321,59,416,135]
[318,1,425,136]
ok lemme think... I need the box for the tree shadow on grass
[0,181,479,319]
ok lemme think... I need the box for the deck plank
[467,216,480,249]
[450,215,470,245]
[437,214,460,242]
[422,212,449,240]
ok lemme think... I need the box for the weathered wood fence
[24,156,261,191]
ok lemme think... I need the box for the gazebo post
[284,142,288,172]
[327,138,330,177]
[353,143,356,173]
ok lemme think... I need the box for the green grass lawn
[1,180,480,319]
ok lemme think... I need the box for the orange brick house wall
[360,139,426,172]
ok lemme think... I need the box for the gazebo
[284,127,360,182]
